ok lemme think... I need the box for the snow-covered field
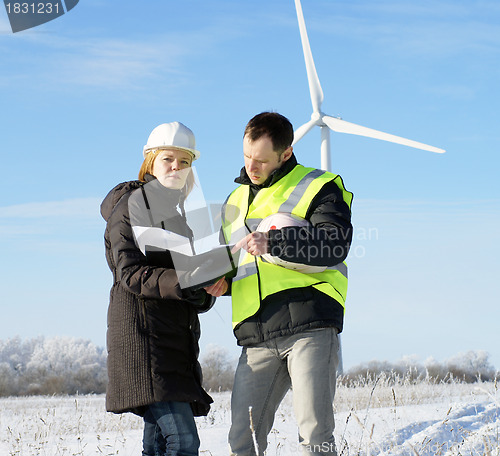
[1,380,498,455]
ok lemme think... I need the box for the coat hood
[100,180,142,222]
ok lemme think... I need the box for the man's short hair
[244,112,294,154]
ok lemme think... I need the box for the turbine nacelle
[311,111,325,125]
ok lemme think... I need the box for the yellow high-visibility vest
[222,165,353,328]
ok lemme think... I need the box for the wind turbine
[292,0,445,172]
[292,0,445,374]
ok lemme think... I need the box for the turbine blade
[292,119,317,145]
[322,116,446,154]
[295,0,324,113]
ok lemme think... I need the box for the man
[207,112,353,455]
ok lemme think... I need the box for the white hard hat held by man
[206,112,353,456]
[256,213,327,273]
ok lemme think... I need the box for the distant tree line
[0,337,497,397]
[340,351,498,385]
[0,336,238,397]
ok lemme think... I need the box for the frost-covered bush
[0,336,43,396]
[0,336,107,396]
[200,344,236,392]
[342,350,498,386]
[449,350,497,381]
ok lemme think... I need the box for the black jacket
[100,174,213,416]
[228,155,353,346]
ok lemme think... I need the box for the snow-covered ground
[1,381,498,455]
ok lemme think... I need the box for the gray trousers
[228,328,339,455]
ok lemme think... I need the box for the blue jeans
[142,401,200,456]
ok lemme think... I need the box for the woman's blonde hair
[138,149,195,197]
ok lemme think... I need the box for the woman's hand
[205,277,228,297]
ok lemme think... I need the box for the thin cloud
[308,1,500,58]
[352,199,500,236]
[14,34,190,92]
[0,198,102,218]
[354,198,500,216]
[0,15,11,34]
[0,30,191,92]
[55,38,189,90]
[0,198,104,250]
[423,84,477,101]
[0,11,250,92]
[0,4,295,93]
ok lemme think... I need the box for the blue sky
[1,0,499,370]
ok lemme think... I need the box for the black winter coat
[100,175,214,417]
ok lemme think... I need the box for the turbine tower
[292,0,445,172]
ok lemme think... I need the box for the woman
[100,122,214,456]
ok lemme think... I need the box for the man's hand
[231,231,269,256]
[205,277,228,297]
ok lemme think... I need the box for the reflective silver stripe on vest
[233,258,346,282]
[243,170,326,230]
[228,226,251,244]
[277,169,325,214]
[246,218,263,231]
[326,262,348,279]
[232,262,258,282]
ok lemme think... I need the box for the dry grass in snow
[0,378,498,455]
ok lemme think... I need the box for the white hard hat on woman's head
[143,122,200,160]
